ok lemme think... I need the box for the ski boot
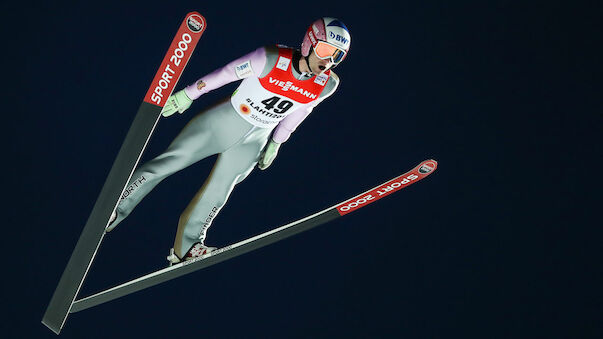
[167,242,217,266]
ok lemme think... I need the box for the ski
[42,12,207,335]
[70,159,438,313]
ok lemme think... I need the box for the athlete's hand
[161,90,193,117]
[258,139,281,170]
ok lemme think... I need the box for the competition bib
[230,46,330,128]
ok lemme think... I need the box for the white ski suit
[111,45,339,257]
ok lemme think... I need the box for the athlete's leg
[173,129,271,256]
[109,100,249,230]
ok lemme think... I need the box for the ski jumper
[111,45,340,257]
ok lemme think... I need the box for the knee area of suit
[157,148,196,163]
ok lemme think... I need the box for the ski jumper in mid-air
[106,17,351,264]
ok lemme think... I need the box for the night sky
[6,1,600,338]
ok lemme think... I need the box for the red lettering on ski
[336,160,438,215]
[144,13,206,106]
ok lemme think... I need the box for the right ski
[42,12,207,335]
[70,159,438,313]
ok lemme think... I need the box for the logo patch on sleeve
[197,80,206,90]
[235,61,254,79]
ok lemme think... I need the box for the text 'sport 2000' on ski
[144,13,206,106]
[337,160,437,215]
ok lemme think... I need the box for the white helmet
[301,17,351,64]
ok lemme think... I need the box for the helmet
[301,17,351,64]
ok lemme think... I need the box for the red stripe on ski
[143,12,206,107]
[336,159,438,216]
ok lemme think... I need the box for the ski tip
[336,159,439,216]
[418,159,438,175]
[185,12,207,32]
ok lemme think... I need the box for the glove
[161,90,193,117]
[258,139,281,170]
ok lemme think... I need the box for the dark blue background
[5,1,600,338]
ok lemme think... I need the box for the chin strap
[302,55,314,77]
[304,55,312,72]
[295,55,313,80]
[293,50,313,79]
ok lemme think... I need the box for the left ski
[70,159,438,313]
[42,12,206,335]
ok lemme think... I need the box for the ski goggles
[313,41,347,64]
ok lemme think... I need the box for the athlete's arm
[161,47,268,117]
[184,47,268,99]
[272,72,340,143]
